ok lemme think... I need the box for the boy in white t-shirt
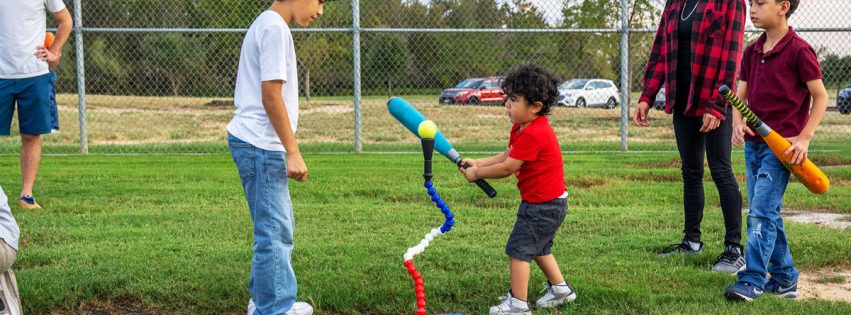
[226,1,329,315]
[0,0,72,209]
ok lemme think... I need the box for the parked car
[557,79,620,109]
[838,84,851,115]
[654,87,666,110]
[439,76,506,105]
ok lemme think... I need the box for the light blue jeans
[737,141,799,288]
[229,133,297,315]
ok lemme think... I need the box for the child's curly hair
[501,64,560,116]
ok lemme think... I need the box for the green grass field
[0,151,849,314]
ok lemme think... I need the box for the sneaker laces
[497,291,511,302]
[539,281,551,294]
[716,246,742,264]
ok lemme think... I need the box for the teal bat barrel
[388,97,497,198]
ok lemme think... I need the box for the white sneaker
[489,292,531,315]
[246,299,313,315]
[535,281,576,308]
[286,302,314,315]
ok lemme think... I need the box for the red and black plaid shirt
[639,0,746,120]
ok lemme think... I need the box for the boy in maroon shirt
[460,64,574,314]
[724,0,828,302]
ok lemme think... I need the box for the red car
[439,77,506,105]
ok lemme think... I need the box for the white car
[557,79,620,109]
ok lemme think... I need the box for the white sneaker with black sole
[536,281,576,308]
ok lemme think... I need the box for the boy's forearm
[476,152,507,167]
[801,94,827,140]
[262,83,300,154]
[733,82,747,124]
[800,80,829,140]
[52,9,73,55]
[475,162,514,180]
[732,108,743,124]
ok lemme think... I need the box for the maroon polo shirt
[740,27,822,142]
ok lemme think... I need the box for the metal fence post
[73,0,88,154]
[352,0,362,153]
[619,0,630,152]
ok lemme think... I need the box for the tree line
[51,0,848,98]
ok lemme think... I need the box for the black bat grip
[460,162,498,198]
[422,139,434,181]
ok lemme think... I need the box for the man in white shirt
[0,0,73,209]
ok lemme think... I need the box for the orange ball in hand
[44,32,55,50]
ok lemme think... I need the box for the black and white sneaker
[659,240,703,257]
[712,245,746,274]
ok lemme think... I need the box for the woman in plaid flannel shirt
[633,0,747,274]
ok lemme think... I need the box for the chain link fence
[2,0,849,154]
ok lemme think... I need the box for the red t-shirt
[740,27,822,142]
[508,115,565,203]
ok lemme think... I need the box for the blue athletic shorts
[0,73,53,136]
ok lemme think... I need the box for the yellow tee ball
[418,120,438,139]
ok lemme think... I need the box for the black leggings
[672,106,742,246]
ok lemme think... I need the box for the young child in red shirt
[460,64,574,314]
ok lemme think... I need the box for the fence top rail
[68,27,851,33]
[630,27,851,33]
[78,27,621,33]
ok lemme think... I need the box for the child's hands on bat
[784,135,811,166]
[459,165,478,182]
[460,158,478,167]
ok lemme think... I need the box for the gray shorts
[505,197,568,262]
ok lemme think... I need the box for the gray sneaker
[659,240,703,257]
[535,281,576,308]
[489,291,531,315]
[712,245,745,274]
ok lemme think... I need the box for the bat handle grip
[460,162,498,198]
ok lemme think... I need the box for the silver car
[557,79,620,109]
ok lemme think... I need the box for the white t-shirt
[0,187,20,251]
[0,0,66,79]
[227,11,299,152]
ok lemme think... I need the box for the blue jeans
[737,141,799,288]
[229,133,297,315]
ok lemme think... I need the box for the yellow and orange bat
[719,85,829,194]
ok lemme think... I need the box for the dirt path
[798,269,851,302]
